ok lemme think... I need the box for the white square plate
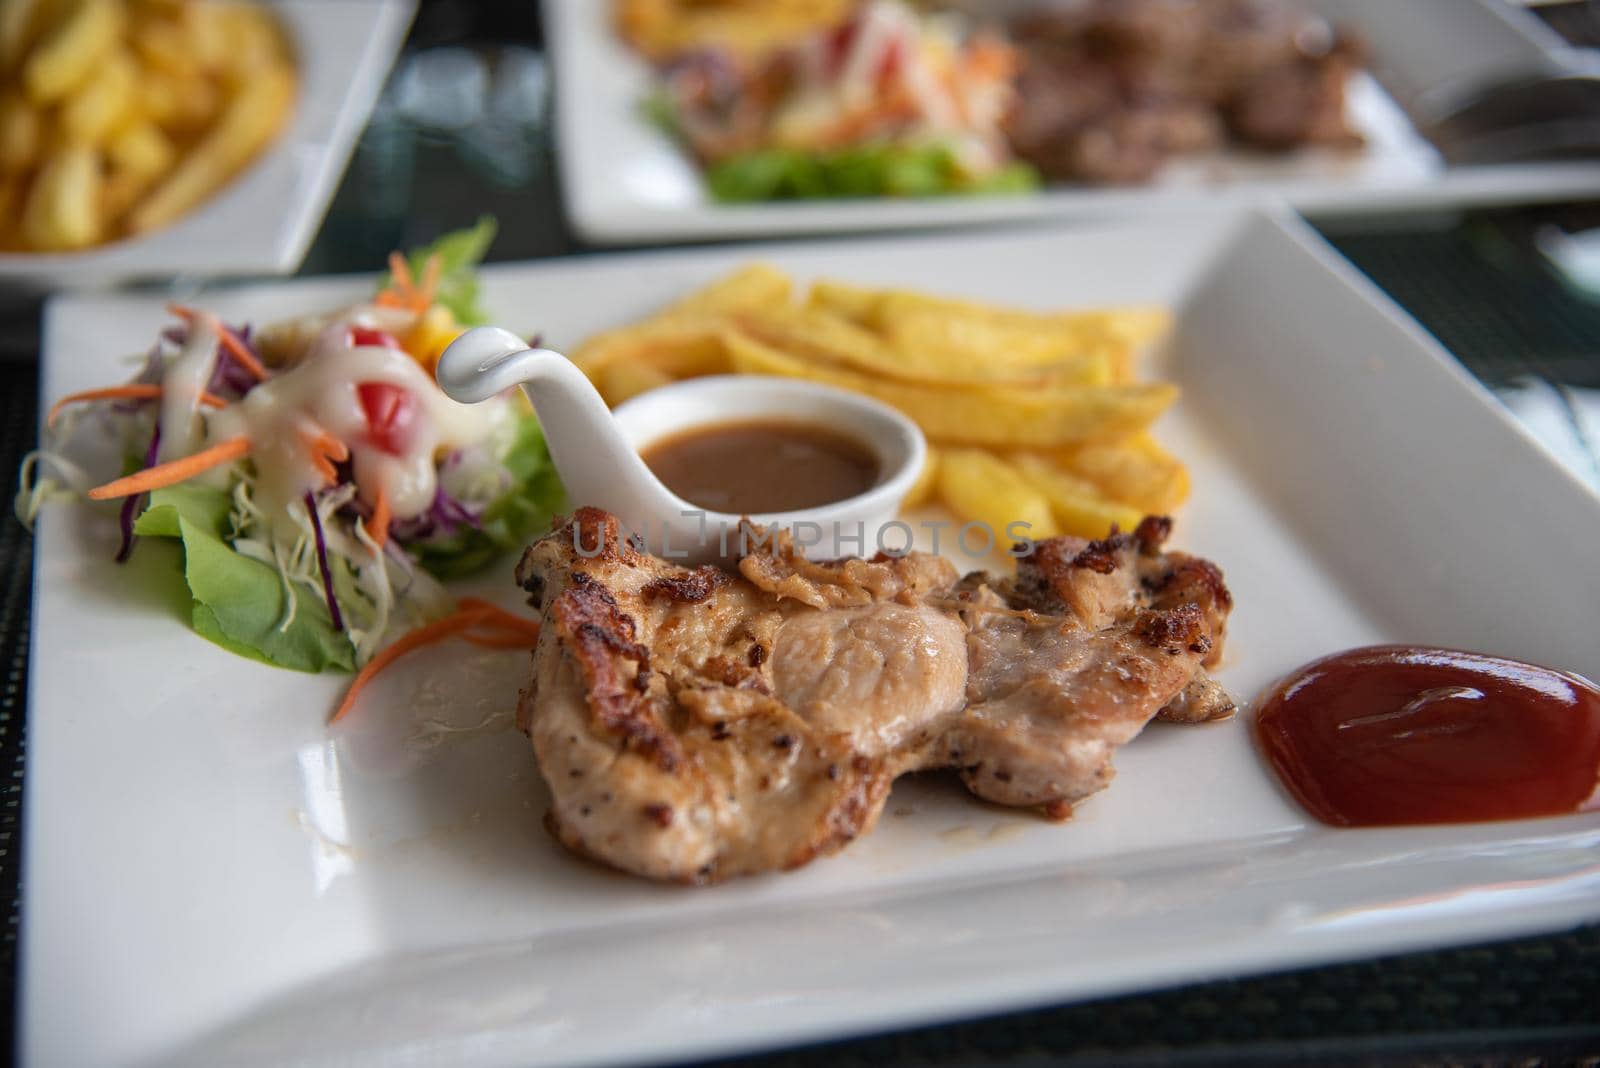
[0,0,415,291]
[546,0,1600,244]
[23,210,1600,1067]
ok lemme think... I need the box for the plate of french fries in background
[574,263,1189,545]
[0,0,414,290]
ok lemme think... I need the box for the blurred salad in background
[17,218,565,673]
[648,0,1038,202]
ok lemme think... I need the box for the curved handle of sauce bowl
[435,327,681,530]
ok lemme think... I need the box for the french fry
[724,328,1178,447]
[876,306,1113,382]
[0,177,22,247]
[810,278,1164,381]
[875,299,1095,369]
[573,314,734,379]
[596,360,674,406]
[125,62,294,234]
[59,46,136,144]
[106,119,174,181]
[100,169,146,221]
[162,70,221,135]
[815,279,1170,342]
[667,262,793,316]
[23,0,124,103]
[937,449,1059,548]
[184,1,230,72]
[1,0,54,73]
[0,90,42,172]
[135,65,186,125]
[572,265,791,378]
[737,304,1114,387]
[1052,433,1190,515]
[20,143,103,249]
[901,445,939,510]
[1009,453,1145,539]
[1095,306,1172,349]
[805,279,881,325]
[615,0,849,60]
[214,5,288,84]
[128,10,195,78]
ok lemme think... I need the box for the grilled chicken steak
[514,508,1233,883]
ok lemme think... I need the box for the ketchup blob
[1254,646,1600,827]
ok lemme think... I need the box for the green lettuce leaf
[381,216,499,326]
[409,414,566,580]
[133,484,355,673]
[706,144,1040,203]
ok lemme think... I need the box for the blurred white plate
[546,0,1600,244]
[0,0,415,291]
[23,209,1600,1066]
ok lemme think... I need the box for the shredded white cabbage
[12,450,93,530]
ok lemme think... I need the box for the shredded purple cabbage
[386,485,485,543]
[206,322,264,398]
[304,491,344,632]
[114,425,162,563]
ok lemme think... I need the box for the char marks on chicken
[515,507,1233,883]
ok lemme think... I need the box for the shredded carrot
[86,435,252,500]
[387,251,413,292]
[461,630,543,650]
[328,599,545,725]
[367,484,391,551]
[296,426,348,485]
[328,604,493,724]
[456,596,544,640]
[301,439,334,483]
[306,428,349,463]
[375,250,440,314]
[307,453,336,486]
[47,385,227,427]
[167,304,269,382]
[417,253,441,307]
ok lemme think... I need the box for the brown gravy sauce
[641,419,880,514]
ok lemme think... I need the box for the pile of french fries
[0,0,295,253]
[574,264,1192,543]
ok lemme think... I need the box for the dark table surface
[3,2,1600,1065]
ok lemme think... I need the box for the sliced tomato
[875,35,906,93]
[824,19,859,73]
[347,325,403,350]
[356,382,419,456]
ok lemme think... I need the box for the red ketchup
[1254,646,1600,827]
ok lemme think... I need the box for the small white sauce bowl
[613,375,926,563]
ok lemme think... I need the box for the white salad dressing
[157,313,223,463]
[199,306,513,542]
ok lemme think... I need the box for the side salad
[17,219,565,674]
[653,0,1038,202]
